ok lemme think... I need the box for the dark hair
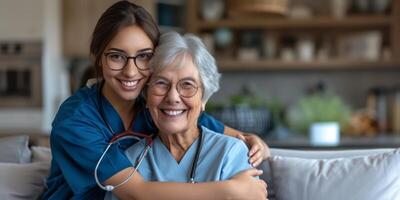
[90,0,160,78]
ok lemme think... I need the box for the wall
[63,0,155,57]
[0,0,68,134]
[0,0,43,40]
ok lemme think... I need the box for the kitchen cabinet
[186,0,400,71]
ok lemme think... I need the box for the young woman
[43,1,268,199]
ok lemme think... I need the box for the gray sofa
[0,134,399,200]
[262,148,400,200]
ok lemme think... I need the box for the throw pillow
[0,161,50,200]
[269,148,400,200]
[0,135,31,163]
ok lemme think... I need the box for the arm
[107,167,266,200]
[224,125,270,167]
[198,112,270,167]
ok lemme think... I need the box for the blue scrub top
[42,85,224,200]
[105,126,252,200]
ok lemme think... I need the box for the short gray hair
[149,31,221,102]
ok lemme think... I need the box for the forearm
[224,125,244,138]
[109,168,237,200]
[132,181,235,200]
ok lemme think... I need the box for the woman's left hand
[237,133,270,167]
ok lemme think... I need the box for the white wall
[42,0,69,132]
[0,0,43,40]
[0,0,68,134]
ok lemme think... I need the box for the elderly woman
[105,32,267,199]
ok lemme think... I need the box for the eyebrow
[152,75,197,82]
[106,47,153,54]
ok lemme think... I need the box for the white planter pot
[309,122,340,146]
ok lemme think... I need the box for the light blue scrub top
[42,84,224,200]
[105,126,252,200]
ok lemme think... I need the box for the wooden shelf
[197,15,392,30]
[217,59,400,71]
[186,0,400,70]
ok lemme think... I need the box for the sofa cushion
[270,148,394,159]
[0,135,31,163]
[269,148,400,200]
[0,161,50,200]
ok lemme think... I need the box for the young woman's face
[101,25,153,102]
[146,56,204,136]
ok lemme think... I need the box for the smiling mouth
[161,109,186,116]
[119,79,140,89]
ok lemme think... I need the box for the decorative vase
[309,122,340,146]
[201,0,225,21]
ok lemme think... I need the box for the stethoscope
[94,81,203,191]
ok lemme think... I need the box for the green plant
[288,93,350,134]
[229,94,267,108]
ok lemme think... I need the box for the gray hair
[149,31,221,102]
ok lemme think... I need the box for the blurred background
[1,0,400,148]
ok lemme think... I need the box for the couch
[262,148,400,200]
[0,134,51,199]
[0,134,399,200]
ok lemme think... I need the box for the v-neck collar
[154,136,200,167]
[98,89,126,135]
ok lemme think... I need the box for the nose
[165,85,181,104]
[123,58,139,77]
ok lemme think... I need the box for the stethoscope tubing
[94,140,152,191]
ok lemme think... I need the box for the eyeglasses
[147,78,200,98]
[104,52,153,71]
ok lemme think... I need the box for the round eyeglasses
[148,79,200,98]
[104,52,153,71]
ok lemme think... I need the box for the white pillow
[269,148,400,200]
[0,161,50,200]
[0,135,31,163]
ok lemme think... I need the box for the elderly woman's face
[146,56,203,135]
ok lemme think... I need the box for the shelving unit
[187,0,400,71]
[196,15,391,30]
[217,59,400,71]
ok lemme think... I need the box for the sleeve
[132,108,158,134]
[220,140,254,180]
[198,112,225,133]
[50,113,131,195]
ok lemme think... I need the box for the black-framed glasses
[103,52,153,71]
[147,78,200,98]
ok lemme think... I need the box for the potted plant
[288,93,351,146]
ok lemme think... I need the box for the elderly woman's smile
[161,109,185,117]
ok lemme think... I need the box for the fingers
[248,140,264,167]
[248,141,262,156]
[236,133,246,141]
[257,179,268,199]
[244,168,264,177]
[259,179,267,190]
[249,149,263,167]
[252,157,263,168]
[263,142,271,159]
